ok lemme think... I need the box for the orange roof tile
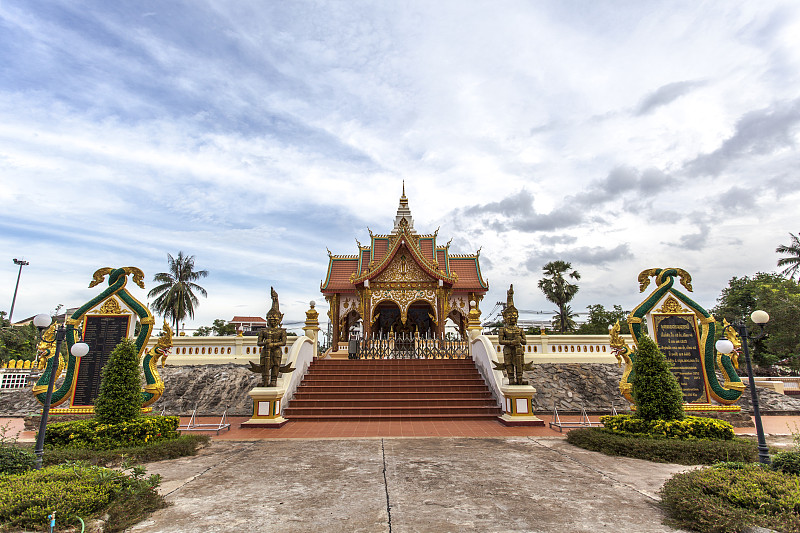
[231,316,266,323]
[373,239,388,263]
[358,249,370,276]
[322,258,359,291]
[420,239,434,262]
[436,249,446,271]
[449,257,488,290]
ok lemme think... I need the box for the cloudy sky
[2,1,799,331]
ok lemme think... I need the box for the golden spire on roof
[392,182,416,234]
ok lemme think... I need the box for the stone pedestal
[499,384,544,426]
[240,387,288,428]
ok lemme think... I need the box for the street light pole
[716,310,771,464]
[9,259,29,322]
[32,313,89,470]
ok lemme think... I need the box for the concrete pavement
[130,437,692,533]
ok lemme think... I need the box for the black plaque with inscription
[72,315,130,406]
[653,314,708,403]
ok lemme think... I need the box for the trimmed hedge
[566,427,756,465]
[44,416,179,450]
[40,434,210,467]
[772,451,800,476]
[0,462,165,532]
[0,446,36,474]
[661,463,800,532]
[600,414,735,440]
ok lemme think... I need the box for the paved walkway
[130,437,693,533]
[4,415,798,532]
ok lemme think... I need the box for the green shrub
[40,433,210,467]
[94,338,143,424]
[773,451,800,476]
[631,335,684,421]
[600,414,735,440]
[44,416,179,450]
[0,462,165,532]
[0,446,35,474]
[660,463,800,532]
[566,427,756,465]
[0,464,121,529]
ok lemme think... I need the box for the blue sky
[2,1,799,331]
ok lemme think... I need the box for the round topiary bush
[94,338,143,424]
[631,335,684,421]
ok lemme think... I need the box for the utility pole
[9,258,29,322]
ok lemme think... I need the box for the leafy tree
[576,304,628,335]
[777,232,800,281]
[550,304,577,333]
[148,252,208,334]
[0,312,38,364]
[94,338,142,424]
[192,326,212,337]
[713,273,800,367]
[192,319,236,337]
[538,260,581,333]
[211,319,236,336]
[631,335,684,421]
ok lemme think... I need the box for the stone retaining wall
[4,363,800,417]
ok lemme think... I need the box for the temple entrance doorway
[371,301,436,338]
[372,301,401,337]
[406,301,435,337]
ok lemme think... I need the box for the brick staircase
[284,359,502,420]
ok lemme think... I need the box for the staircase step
[306,368,481,375]
[294,387,492,400]
[288,398,496,408]
[283,406,502,417]
[295,385,492,393]
[282,413,501,421]
[284,358,501,421]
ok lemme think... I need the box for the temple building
[320,186,488,350]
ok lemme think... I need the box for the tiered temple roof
[321,189,488,294]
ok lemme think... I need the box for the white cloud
[1,0,798,327]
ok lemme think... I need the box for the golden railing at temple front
[358,333,469,359]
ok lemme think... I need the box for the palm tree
[148,252,208,334]
[777,232,800,281]
[551,304,578,332]
[538,260,581,333]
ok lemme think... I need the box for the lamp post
[715,310,771,464]
[32,313,89,470]
[8,259,29,322]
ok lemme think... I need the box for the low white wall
[484,334,629,364]
[150,333,629,366]
[146,335,299,366]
